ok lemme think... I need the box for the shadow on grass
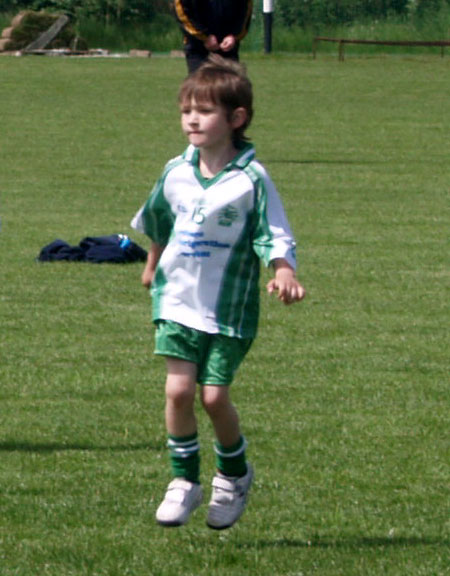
[0,441,161,453]
[237,535,448,550]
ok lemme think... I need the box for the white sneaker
[207,464,253,530]
[156,478,203,527]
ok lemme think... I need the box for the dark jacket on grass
[38,235,147,264]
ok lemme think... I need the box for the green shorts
[154,320,253,386]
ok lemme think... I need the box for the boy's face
[180,97,235,152]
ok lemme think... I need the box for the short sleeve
[131,176,175,245]
[250,166,297,270]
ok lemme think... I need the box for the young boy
[131,55,305,530]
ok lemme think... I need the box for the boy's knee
[166,380,196,408]
[201,386,229,416]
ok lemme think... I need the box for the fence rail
[313,36,450,60]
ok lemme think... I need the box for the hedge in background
[0,10,78,50]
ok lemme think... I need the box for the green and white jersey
[131,143,297,338]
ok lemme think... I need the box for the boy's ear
[231,107,247,129]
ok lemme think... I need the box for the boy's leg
[165,358,197,439]
[156,358,203,527]
[165,357,200,483]
[201,385,253,530]
[201,385,247,477]
[199,333,253,477]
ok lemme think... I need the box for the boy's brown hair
[178,55,254,145]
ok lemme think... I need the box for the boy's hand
[267,259,306,305]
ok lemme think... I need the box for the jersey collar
[183,143,255,172]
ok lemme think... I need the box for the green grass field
[0,52,448,575]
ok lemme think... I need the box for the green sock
[168,433,200,483]
[214,436,247,478]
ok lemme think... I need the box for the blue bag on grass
[38,234,147,264]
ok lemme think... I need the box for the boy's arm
[267,258,306,305]
[141,242,165,288]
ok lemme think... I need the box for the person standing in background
[174,0,253,73]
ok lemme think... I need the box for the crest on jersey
[218,205,238,227]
